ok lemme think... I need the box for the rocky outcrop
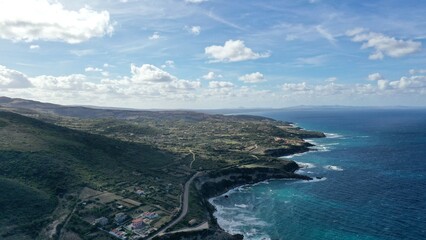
[195,163,311,199]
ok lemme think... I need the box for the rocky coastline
[154,126,325,240]
[155,151,320,239]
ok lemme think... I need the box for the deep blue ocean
[210,108,426,240]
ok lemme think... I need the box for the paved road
[149,171,202,239]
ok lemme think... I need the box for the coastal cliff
[195,162,311,199]
[155,159,313,240]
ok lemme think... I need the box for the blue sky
[0,0,425,108]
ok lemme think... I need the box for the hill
[0,96,325,239]
[0,110,174,239]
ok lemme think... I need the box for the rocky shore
[154,160,313,240]
[154,128,325,240]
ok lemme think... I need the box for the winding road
[148,171,202,239]
[189,150,196,169]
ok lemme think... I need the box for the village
[73,183,183,240]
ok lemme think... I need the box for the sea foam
[296,161,316,169]
[325,132,345,139]
[324,165,344,171]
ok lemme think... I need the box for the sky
[0,0,425,109]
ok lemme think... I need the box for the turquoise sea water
[210,108,426,240]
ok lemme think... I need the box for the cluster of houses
[95,210,160,239]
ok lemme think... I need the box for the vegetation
[0,177,56,239]
[0,97,325,239]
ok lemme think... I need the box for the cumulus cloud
[367,73,384,81]
[282,82,310,92]
[0,65,32,88]
[366,73,426,93]
[389,76,426,92]
[202,71,222,80]
[205,40,270,62]
[149,32,160,40]
[346,28,421,60]
[130,64,177,83]
[185,26,201,35]
[0,0,114,44]
[239,72,265,83]
[208,81,234,88]
[30,74,88,90]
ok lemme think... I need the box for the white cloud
[377,79,389,90]
[85,66,109,77]
[30,74,87,90]
[205,40,270,62]
[0,65,32,88]
[149,32,160,40]
[130,64,177,83]
[389,76,426,91]
[202,71,222,80]
[208,81,234,88]
[85,67,103,72]
[367,73,384,81]
[239,72,265,83]
[0,0,114,44]
[346,28,421,60]
[185,0,208,3]
[282,82,310,92]
[185,25,201,35]
[161,60,175,68]
[29,45,40,49]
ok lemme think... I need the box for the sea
[209,108,426,240]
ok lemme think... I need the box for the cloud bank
[0,0,114,44]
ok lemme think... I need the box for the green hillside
[0,111,174,239]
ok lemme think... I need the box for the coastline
[155,133,324,240]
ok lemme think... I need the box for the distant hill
[0,96,211,120]
[0,110,173,239]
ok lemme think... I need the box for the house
[131,218,146,230]
[135,189,145,195]
[94,217,108,226]
[114,213,128,224]
[188,219,197,226]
